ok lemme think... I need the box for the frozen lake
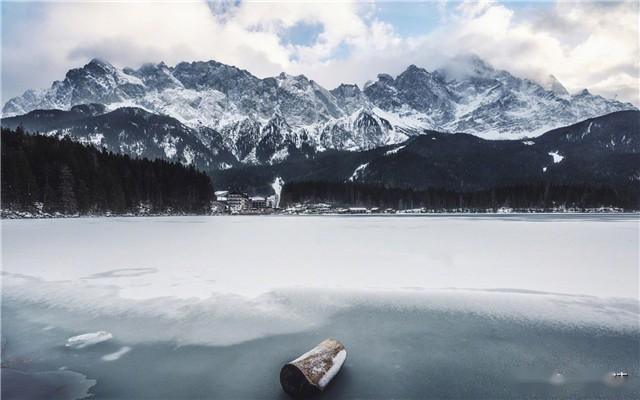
[2,215,639,399]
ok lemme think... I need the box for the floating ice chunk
[66,331,113,349]
[522,140,534,146]
[102,346,131,361]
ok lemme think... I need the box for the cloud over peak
[1,0,638,105]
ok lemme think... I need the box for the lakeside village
[0,191,629,219]
[211,191,627,215]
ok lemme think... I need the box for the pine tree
[59,164,78,214]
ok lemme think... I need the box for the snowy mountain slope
[3,56,636,167]
[1,107,235,170]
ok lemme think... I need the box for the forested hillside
[1,128,214,216]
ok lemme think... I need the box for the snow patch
[348,162,369,182]
[548,151,564,163]
[271,147,289,163]
[182,147,195,165]
[384,145,406,156]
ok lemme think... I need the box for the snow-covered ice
[4,216,636,300]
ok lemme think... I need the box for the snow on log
[280,338,347,398]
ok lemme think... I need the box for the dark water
[3,302,638,400]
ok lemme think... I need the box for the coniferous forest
[1,128,214,215]
[280,181,639,211]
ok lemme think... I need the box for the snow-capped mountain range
[2,55,636,168]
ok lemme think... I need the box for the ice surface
[2,215,639,399]
[3,215,637,299]
[2,215,639,346]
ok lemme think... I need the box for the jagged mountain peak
[436,54,501,82]
[86,57,116,71]
[66,58,116,80]
[376,73,395,83]
[542,74,569,96]
[332,83,360,91]
[402,64,430,75]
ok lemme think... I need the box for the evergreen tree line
[280,181,639,210]
[2,128,214,215]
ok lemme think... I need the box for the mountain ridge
[3,55,636,168]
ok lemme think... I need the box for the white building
[250,196,266,209]
[227,192,250,212]
[214,190,229,202]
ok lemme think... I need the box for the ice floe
[66,331,113,349]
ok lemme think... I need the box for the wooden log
[280,338,347,398]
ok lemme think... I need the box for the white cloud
[1,0,638,106]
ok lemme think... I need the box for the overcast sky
[1,0,638,105]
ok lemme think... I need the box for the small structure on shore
[280,339,347,398]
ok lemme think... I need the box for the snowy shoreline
[3,210,638,219]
